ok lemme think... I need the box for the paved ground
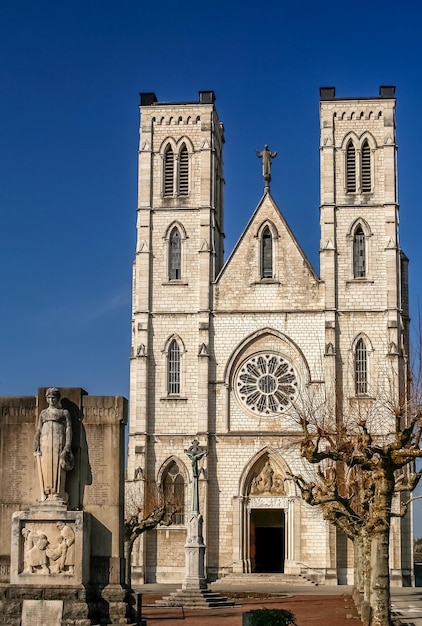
[134,583,422,625]
[136,583,360,625]
[391,589,422,625]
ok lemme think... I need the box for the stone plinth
[10,509,89,585]
[0,585,91,626]
[182,512,206,590]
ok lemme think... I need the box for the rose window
[236,354,298,414]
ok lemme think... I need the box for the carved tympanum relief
[249,458,286,496]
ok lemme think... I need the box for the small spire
[256,144,278,191]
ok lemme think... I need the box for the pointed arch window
[355,338,368,394]
[361,141,371,192]
[168,339,181,395]
[164,146,174,196]
[178,145,189,196]
[169,228,181,280]
[261,226,273,278]
[353,225,366,278]
[163,460,185,524]
[346,141,356,192]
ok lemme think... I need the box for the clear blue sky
[2,2,422,531]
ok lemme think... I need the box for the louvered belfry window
[168,339,180,394]
[353,226,365,278]
[164,147,174,196]
[355,338,368,394]
[178,145,189,196]
[261,227,273,278]
[361,141,371,192]
[346,141,356,192]
[169,228,181,280]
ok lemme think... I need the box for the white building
[128,87,411,585]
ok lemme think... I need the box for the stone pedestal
[1,507,92,625]
[11,507,89,585]
[182,512,207,590]
[1,502,132,625]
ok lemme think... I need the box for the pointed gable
[215,193,323,311]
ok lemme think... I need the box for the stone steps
[156,588,235,608]
[213,573,318,586]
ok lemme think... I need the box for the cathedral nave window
[167,339,181,395]
[164,146,174,196]
[353,225,366,278]
[355,338,368,395]
[163,460,185,524]
[169,228,181,280]
[261,226,273,278]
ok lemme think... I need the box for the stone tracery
[236,354,298,415]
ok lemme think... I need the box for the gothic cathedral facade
[128,87,411,585]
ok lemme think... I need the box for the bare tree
[124,477,177,589]
[290,377,422,626]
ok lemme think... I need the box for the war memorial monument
[0,387,132,625]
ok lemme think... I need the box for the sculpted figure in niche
[34,388,74,502]
[250,459,286,495]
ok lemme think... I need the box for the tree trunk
[124,537,136,590]
[368,468,395,626]
[354,532,371,625]
[369,527,392,626]
[353,537,363,609]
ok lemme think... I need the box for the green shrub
[247,607,297,625]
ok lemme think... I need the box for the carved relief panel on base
[10,510,89,586]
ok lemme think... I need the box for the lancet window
[345,137,373,193]
[346,141,356,192]
[178,145,189,196]
[164,146,174,196]
[355,338,368,394]
[167,339,181,395]
[169,228,181,280]
[261,226,273,278]
[162,460,185,524]
[353,225,366,278]
[361,140,371,192]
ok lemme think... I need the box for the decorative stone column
[182,511,207,590]
[182,440,208,590]
[155,439,233,609]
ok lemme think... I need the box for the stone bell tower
[128,92,224,571]
[320,85,408,412]
[319,86,411,584]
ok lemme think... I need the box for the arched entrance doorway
[238,449,298,574]
[250,508,285,572]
